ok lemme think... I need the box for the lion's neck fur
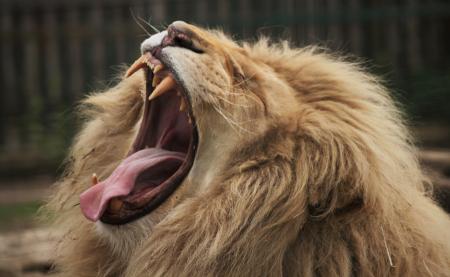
[46,45,450,277]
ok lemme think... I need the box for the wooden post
[43,3,62,106]
[66,4,83,100]
[349,0,362,55]
[0,4,16,147]
[406,0,421,73]
[285,0,298,44]
[218,0,229,29]
[387,4,400,74]
[196,0,208,26]
[239,0,250,39]
[113,5,126,65]
[151,0,167,30]
[426,0,439,69]
[23,6,41,148]
[91,1,105,81]
[327,0,341,49]
[306,0,315,44]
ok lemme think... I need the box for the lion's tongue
[80,148,185,222]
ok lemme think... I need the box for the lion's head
[78,21,300,226]
[48,21,450,276]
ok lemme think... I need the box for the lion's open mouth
[80,52,198,225]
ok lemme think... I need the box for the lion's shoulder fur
[46,39,450,277]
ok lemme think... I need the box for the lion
[45,21,450,276]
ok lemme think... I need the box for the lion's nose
[140,30,168,54]
[140,21,190,55]
[141,21,201,55]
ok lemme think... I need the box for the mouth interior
[126,71,193,202]
[79,56,197,224]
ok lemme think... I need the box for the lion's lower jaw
[95,213,159,259]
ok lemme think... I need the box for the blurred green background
[0,0,449,230]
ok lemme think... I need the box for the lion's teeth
[179,99,186,111]
[91,173,98,186]
[125,55,146,78]
[152,76,161,87]
[154,64,163,73]
[109,198,123,212]
[148,76,176,101]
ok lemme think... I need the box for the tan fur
[45,23,450,276]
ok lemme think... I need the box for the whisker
[211,102,255,134]
[130,9,151,36]
[137,16,160,34]
[214,93,252,108]
[231,72,257,88]
[222,89,262,107]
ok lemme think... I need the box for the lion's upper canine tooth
[125,55,146,78]
[148,76,176,101]
[109,198,123,212]
[154,64,163,73]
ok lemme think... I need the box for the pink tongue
[80,148,184,222]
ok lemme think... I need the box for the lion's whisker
[214,93,253,108]
[138,17,161,34]
[381,226,394,268]
[130,9,151,36]
[211,102,255,134]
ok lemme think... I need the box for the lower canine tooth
[154,64,163,73]
[92,173,98,186]
[109,198,123,212]
[152,76,161,87]
[180,99,186,111]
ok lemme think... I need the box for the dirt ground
[0,176,53,205]
[0,176,53,233]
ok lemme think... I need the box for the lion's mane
[46,39,450,277]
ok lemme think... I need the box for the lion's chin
[94,197,173,255]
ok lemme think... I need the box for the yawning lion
[46,21,450,276]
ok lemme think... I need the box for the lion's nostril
[173,34,193,49]
[140,30,168,54]
[163,27,203,54]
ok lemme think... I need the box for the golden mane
[46,29,450,277]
